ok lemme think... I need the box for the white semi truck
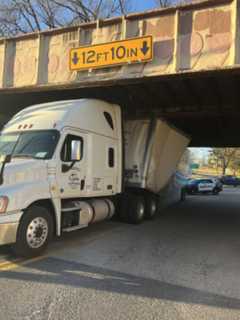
[0,99,189,256]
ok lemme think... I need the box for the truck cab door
[58,131,87,198]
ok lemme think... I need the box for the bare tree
[52,0,130,24]
[209,148,240,176]
[0,0,64,35]
[230,157,240,176]
[155,0,175,7]
[0,0,130,36]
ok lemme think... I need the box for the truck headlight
[0,196,9,213]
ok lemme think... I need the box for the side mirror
[0,154,11,185]
[71,140,81,161]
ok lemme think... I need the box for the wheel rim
[137,203,145,220]
[150,201,157,216]
[26,217,49,249]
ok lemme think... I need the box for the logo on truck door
[69,36,153,71]
[69,173,80,189]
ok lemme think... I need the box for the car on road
[186,178,222,195]
[220,175,240,187]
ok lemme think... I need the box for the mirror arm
[62,160,77,173]
[0,162,6,185]
[0,155,12,185]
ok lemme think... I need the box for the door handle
[80,179,85,190]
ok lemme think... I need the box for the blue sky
[132,0,183,12]
[134,0,156,11]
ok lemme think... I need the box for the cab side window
[61,134,83,162]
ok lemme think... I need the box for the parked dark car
[186,178,222,195]
[220,175,240,187]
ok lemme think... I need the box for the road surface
[0,188,240,320]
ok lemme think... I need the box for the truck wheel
[180,188,186,201]
[13,205,53,257]
[145,195,158,220]
[118,194,130,222]
[127,195,145,224]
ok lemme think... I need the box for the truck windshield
[0,130,59,160]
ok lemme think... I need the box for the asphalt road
[0,188,240,319]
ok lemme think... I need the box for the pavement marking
[0,223,127,272]
[0,229,113,271]
[0,230,114,271]
[0,255,47,271]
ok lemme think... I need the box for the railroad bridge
[0,0,240,146]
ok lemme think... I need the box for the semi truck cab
[0,99,189,257]
[0,99,123,256]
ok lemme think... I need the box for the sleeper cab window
[104,112,114,130]
[61,134,83,162]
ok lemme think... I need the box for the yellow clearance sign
[69,36,153,71]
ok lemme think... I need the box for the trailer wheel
[118,194,130,222]
[145,195,158,220]
[180,188,186,201]
[127,195,145,224]
[13,205,53,257]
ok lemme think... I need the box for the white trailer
[124,119,190,193]
[0,99,190,256]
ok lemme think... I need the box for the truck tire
[13,205,53,257]
[145,195,158,220]
[212,189,219,195]
[127,195,145,224]
[180,188,186,201]
[118,194,130,222]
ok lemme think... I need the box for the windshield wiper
[12,154,36,159]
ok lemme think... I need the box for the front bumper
[0,222,19,245]
[0,211,23,245]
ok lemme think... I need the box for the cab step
[62,224,88,232]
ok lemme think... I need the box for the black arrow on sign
[141,41,150,56]
[72,52,79,65]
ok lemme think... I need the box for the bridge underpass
[0,2,240,317]
[1,68,240,147]
[0,0,240,146]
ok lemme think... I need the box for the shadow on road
[1,190,240,310]
[0,257,240,310]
